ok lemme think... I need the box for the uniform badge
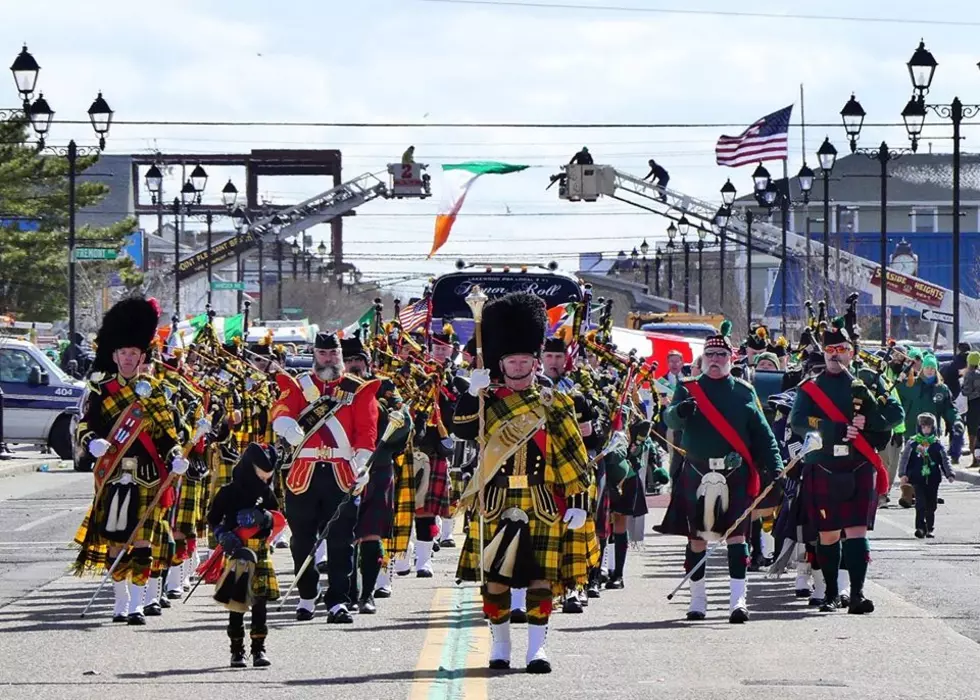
[724,452,742,470]
[933,394,944,404]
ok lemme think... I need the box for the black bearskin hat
[482,292,547,379]
[462,336,477,359]
[543,336,566,353]
[341,330,370,363]
[92,297,161,374]
[314,332,339,350]
[233,442,278,479]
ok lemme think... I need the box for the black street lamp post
[901,41,980,346]
[666,222,677,294]
[640,238,650,289]
[291,239,299,280]
[653,247,662,297]
[276,235,284,318]
[682,233,691,313]
[714,205,731,305]
[170,174,205,317]
[696,226,707,314]
[817,137,839,281]
[842,93,913,341]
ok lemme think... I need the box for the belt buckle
[508,474,529,489]
[316,446,333,460]
[121,458,137,472]
[833,444,849,457]
[708,458,726,471]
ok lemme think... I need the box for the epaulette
[679,376,698,384]
[339,374,366,394]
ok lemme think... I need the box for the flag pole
[800,83,806,161]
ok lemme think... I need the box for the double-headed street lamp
[171,173,206,316]
[840,92,914,342]
[816,137,839,280]
[899,41,980,346]
[666,221,677,294]
[10,46,114,345]
[695,226,708,314]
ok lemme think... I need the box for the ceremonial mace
[464,285,489,586]
[81,415,212,617]
[276,409,408,610]
[665,432,822,601]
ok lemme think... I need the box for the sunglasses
[703,350,731,359]
[823,344,852,355]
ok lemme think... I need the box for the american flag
[715,105,793,167]
[398,298,429,332]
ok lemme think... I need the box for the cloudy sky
[4,0,980,294]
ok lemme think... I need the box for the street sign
[211,281,245,291]
[920,308,954,324]
[281,307,302,314]
[74,247,118,261]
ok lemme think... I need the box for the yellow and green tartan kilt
[385,452,415,559]
[173,477,206,539]
[455,487,566,597]
[447,470,463,518]
[238,537,280,601]
[207,444,236,506]
[560,516,599,588]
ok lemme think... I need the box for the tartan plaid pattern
[238,535,280,601]
[208,443,238,506]
[657,460,754,539]
[173,477,206,539]
[415,453,451,518]
[803,461,878,532]
[560,517,598,587]
[609,473,649,517]
[94,375,181,446]
[456,486,568,596]
[447,469,463,518]
[355,463,395,540]
[385,451,415,557]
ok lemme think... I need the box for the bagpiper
[73,297,190,625]
[452,292,591,674]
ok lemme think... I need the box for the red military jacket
[271,371,379,495]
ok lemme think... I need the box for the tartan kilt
[456,487,566,596]
[173,477,206,539]
[560,517,599,587]
[755,478,784,512]
[238,536,280,602]
[385,452,415,558]
[416,455,452,518]
[609,473,649,517]
[657,460,753,539]
[355,463,394,541]
[803,461,878,533]
[447,469,463,517]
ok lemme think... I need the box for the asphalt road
[1,471,980,700]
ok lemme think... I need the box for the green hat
[906,347,923,360]
[921,354,939,371]
[752,351,779,368]
[968,351,980,367]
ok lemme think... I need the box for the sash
[93,401,147,494]
[684,380,760,496]
[799,380,889,496]
[459,407,547,506]
[286,394,353,495]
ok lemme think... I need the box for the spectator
[961,351,980,458]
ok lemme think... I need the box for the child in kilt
[898,413,954,539]
[207,443,281,668]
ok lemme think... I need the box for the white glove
[468,369,491,396]
[272,416,305,447]
[563,507,587,531]
[355,468,371,489]
[89,438,111,458]
[170,455,189,475]
[351,448,372,473]
[195,416,213,437]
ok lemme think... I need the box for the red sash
[105,378,173,507]
[684,380,760,496]
[799,380,889,496]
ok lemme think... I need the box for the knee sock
[750,520,763,559]
[250,600,268,638]
[440,516,455,541]
[727,542,749,579]
[146,574,161,606]
[482,588,511,624]
[359,540,383,596]
[685,545,706,582]
[613,532,628,578]
[227,610,245,640]
[817,541,842,599]
[842,537,870,599]
[526,587,553,626]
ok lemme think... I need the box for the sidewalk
[0,456,71,478]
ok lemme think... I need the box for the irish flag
[429,161,529,258]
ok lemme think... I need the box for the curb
[953,466,980,486]
[0,458,72,478]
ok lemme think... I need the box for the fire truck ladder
[559,163,980,324]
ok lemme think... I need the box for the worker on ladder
[643,159,670,202]
[569,146,593,165]
[402,146,416,164]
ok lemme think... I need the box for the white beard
[315,363,342,381]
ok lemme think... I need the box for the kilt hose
[355,461,394,542]
[609,473,649,517]
[803,460,878,533]
[384,452,415,560]
[456,487,571,597]
[416,453,452,518]
[656,460,754,540]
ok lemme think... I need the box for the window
[838,208,859,233]
[912,207,937,233]
[0,348,42,384]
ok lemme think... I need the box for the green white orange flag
[429,161,529,258]
[340,306,376,338]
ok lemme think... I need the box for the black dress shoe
[374,587,392,599]
[937,497,945,505]
[808,597,824,607]
[510,609,528,624]
[112,614,128,623]
[605,577,624,590]
[848,595,875,615]
[526,659,552,674]
[488,660,510,670]
[729,607,749,624]
[252,650,271,668]
[158,597,171,609]
[416,569,433,578]
[327,607,354,624]
[166,590,182,600]
[795,588,812,598]
[586,584,601,599]
[143,602,162,616]
[685,610,706,621]
[433,541,441,553]
[562,596,584,614]
[838,593,851,608]
[127,612,146,626]
[440,538,456,548]
[819,596,841,613]
[295,608,315,622]
[358,596,377,614]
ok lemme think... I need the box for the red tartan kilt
[755,478,784,511]
[803,461,878,533]
[416,456,451,518]
[658,461,753,539]
[355,464,394,540]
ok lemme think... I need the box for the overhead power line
[416,0,980,27]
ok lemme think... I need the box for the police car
[0,337,84,461]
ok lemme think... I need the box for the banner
[869,267,945,308]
